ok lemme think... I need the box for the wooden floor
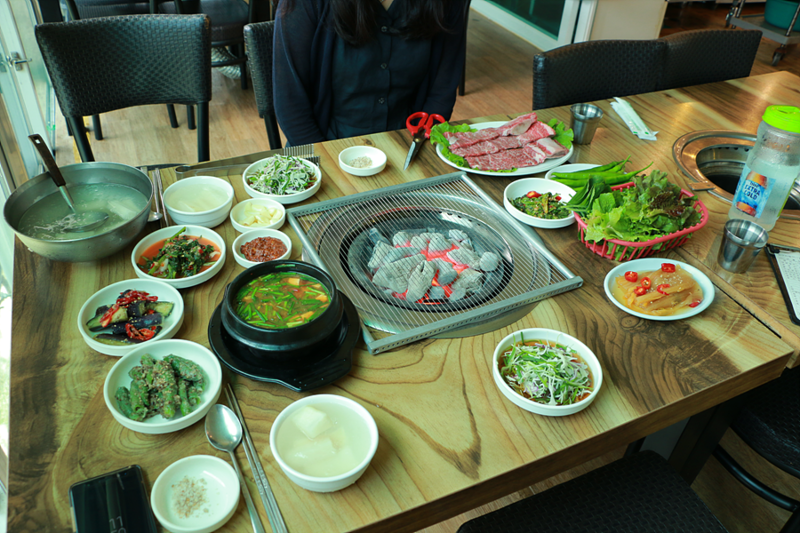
[51,4,800,532]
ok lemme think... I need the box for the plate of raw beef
[435,113,573,176]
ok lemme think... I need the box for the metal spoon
[205,404,267,533]
[28,134,109,233]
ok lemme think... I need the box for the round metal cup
[570,104,604,145]
[717,219,769,273]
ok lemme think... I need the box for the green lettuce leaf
[547,118,574,149]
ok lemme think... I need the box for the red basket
[573,182,708,262]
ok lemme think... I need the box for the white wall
[590,0,668,41]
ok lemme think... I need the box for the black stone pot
[220,260,344,366]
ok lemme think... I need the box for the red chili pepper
[634,286,647,296]
[99,303,119,328]
[688,300,702,308]
[125,323,156,341]
[640,277,652,289]
[554,195,562,201]
[657,283,671,294]
[526,191,542,198]
[661,263,676,273]
[624,271,638,283]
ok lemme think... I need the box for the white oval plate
[435,121,573,177]
[544,163,600,180]
[604,258,715,321]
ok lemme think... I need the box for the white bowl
[103,339,222,434]
[242,156,322,205]
[232,228,292,268]
[77,279,185,357]
[338,146,387,176]
[503,178,577,229]
[492,328,603,417]
[544,163,600,181]
[270,394,379,493]
[229,198,286,234]
[150,455,239,533]
[603,258,715,321]
[131,225,226,289]
[163,176,234,228]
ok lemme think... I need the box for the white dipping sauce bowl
[163,176,234,228]
[338,146,387,176]
[270,394,379,492]
[150,455,239,533]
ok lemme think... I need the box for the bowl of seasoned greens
[131,225,226,289]
[242,155,322,205]
[103,339,222,434]
[78,278,185,357]
[492,328,603,416]
[503,178,577,229]
[220,260,343,366]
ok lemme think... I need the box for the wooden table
[9,72,799,532]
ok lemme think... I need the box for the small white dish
[232,228,292,268]
[338,146,387,176]
[131,225,226,289]
[150,455,239,533]
[229,197,286,234]
[544,163,600,180]
[103,339,222,434]
[242,156,322,205]
[604,258,715,321]
[492,328,603,417]
[77,279,185,357]
[163,176,234,228]
[503,178,577,229]
[270,394,379,493]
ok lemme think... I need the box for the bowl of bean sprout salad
[242,154,322,205]
[492,328,603,416]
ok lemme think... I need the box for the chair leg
[265,115,282,150]
[712,446,800,513]
[68,117,95,162]
[780,511,800,533]
[197,103,209,162]
[187,105,196,130]
[624,438,645,457]
[167,105,179,128]
[92,115,103,140]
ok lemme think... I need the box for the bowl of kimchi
[604,258,714,321]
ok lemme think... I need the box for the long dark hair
[279,0,456,46]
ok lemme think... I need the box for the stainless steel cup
[717,219,769,273]
[570,104,604,144]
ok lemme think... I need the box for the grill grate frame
[287,172,583,354]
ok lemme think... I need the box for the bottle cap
[762,106,800,134]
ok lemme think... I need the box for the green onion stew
[234,272,331,329]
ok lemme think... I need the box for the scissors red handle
[406,112,446,139]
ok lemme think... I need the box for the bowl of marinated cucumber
[78,279,185,357]
[103,339,222,434]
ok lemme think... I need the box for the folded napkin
[610,97,658,141]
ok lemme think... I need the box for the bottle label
[732,166,775,217]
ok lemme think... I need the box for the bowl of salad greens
[503,178,577,229]
[243,155,322,205]
[492,328,603,416]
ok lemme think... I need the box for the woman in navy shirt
[274,0,467,146]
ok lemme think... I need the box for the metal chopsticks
[225,383,288,533]
[153,168,170,228]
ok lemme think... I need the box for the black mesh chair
[457,451,729,533]
[712,366,800,533]
[658,29,763,91]
[243,21,281,150]
[35,14,211,162]
[532,39,665,110]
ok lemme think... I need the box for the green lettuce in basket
[581,171,702,260]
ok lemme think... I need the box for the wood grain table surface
[8,71,799,532]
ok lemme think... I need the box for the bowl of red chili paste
[232,228,292,269]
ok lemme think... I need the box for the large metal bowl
[3,162,153,262]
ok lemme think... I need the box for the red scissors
[404,111,445,170]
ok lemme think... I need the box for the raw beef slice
[444,128,501,149]
[518,121,556,144]
[466,148,539,171]
[450,136,522,157]
[535,137,568,158]
[499,112,538,136]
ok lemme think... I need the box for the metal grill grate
[287,172,582,354]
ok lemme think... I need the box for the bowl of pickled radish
[163,176,234,228]
[269,394,379,492]
[229,198,286,233]
[3,161,152,262]
[220,260,344,365]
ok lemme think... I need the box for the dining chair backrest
[658,29,762,91]
[64,0,151,19]
[243,20,282,150]
[532,39,666,110]
[35,14,212,162]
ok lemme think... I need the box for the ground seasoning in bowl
[241,236,288,262]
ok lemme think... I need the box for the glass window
[487,0,567,39]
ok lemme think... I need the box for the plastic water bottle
[728,105,800,232]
